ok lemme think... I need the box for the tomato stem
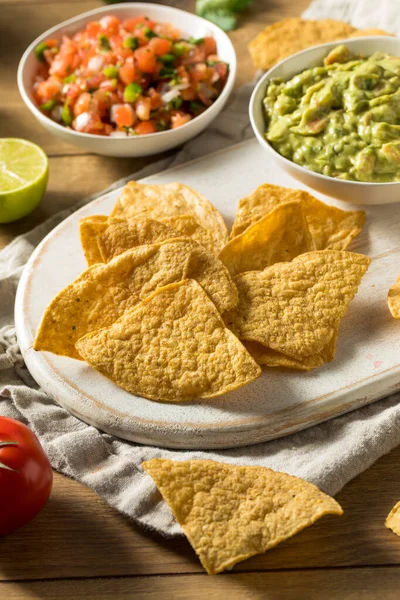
[0,441,19,472]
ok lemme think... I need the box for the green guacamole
[264,45,400,182]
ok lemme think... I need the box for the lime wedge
[0,138,48,223]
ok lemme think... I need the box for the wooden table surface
[2,1,400,598]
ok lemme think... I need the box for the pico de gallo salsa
[33,15,229,136]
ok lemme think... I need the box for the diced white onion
[51,105,63,122]
[161,88,181,104]
[88,55,104,73]
[74,112,91,131]
[109,131,128,138]
[173,82,190,91]
[109,104,124,123]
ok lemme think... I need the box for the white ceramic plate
[15,139,400,449]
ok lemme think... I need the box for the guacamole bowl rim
[249,36,400,204]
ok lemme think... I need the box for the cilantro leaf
[196,0,252,31]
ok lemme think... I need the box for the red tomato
[135,47,157,74]
[0,417,53,536]
[148,37,171,56]
[134,120,156,135]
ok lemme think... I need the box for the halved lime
[0,138,49,223]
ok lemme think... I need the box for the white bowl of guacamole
[250,37,400,205]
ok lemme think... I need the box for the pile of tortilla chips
[249,17,393,70]
[34,180,369,398]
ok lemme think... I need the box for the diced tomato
[65,82,83,102]
[86,21,101,39]
[45,38,58,49]
[49,36,78,78]
[73,111,104,134]
[202,37,217,57]
[73,92,92,117]
[123,16,156,32]
[148,37,171,56]
[135,47,157,73]
[212,61,228,83]
[181,86,196,101]
[134,120,156,135]
[189,63,212,83]
[135,96,151,120]
[99,15,120,35]
[36,77,62,102]
[119,57,139,85]
[154,22,180,40]
[170,111,192,129]
[147,87,162,109]
[92,89,112,116]
[182,46,206,65]
[113,104,136,128]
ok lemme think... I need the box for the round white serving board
[15,139,400,449]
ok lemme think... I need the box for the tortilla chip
[244,327,338,371]
[249,18,356,70]
[79,215,109,266]
[162,215,216,255]
[224,251,370,360]
[386,501,400,536]
[348,29,394,38]
[230,184,365,251]
[112,181,228,253]
[388,276,400,319]
[95,217,181,263]
[76,280,261,402]
[142,458,343,574]
[34,239,238,359]
[219,201,315,275]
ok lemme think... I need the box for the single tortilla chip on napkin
[244,327,338,371]
[230,184,365,251]
[76,281,260,402]
[111,181,228,253]
[386,501,400,536]
[79,215,109,265]
[34,239,238,360]
[388,276,400,319]
[249,18,357,70]
[142,458,343,574]
[219,201,315,275]
[224,251,370,361]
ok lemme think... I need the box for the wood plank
[3,444,400,582]
[3,568,400,600]
[0,153,167,248]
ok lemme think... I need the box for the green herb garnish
[63,74,77,84]
[196,0,252,31]
[35,42,49,63]
[159,53,176,64]
[102,65,119,78]
[123,82,143,103]
[143,27,157,39]
[99,34,111,51]
[61,103,73,126]
[39,99,57,112]
[122,36,139,50]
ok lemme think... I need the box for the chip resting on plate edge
[388,276,400,319]
[33,238,237,360]
[224,250,370,366]
[229,183,365,251]
[142,458,343,574]
[76,280,261,402]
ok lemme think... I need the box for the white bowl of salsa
[18,3,236,157]
[250,36,400,205]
